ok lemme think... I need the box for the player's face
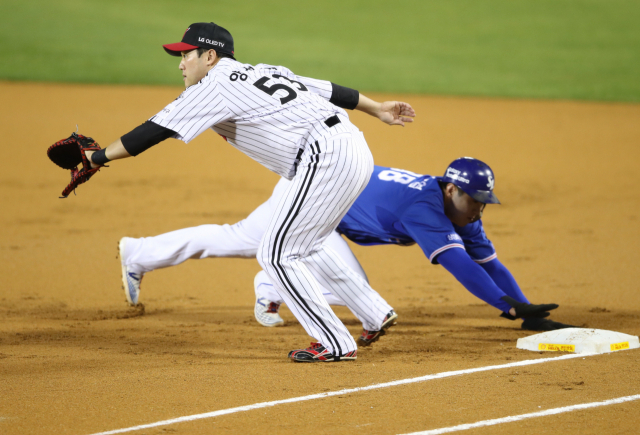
[445,185,486,227]
[179,50,210,88]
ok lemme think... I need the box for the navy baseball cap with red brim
[163,22,235,59]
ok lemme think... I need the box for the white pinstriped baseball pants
[257,126,386,356]
[122,177,389,303]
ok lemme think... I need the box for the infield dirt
[1,81,639,434]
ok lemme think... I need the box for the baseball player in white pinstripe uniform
[86,22,415,362]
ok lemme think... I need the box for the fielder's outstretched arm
[87,138,130,165]
[86,95,414,168]
[86,121,177,168]
[284,68,416,126]
[328,83,415,126]
[356,94,415,127]
[326,83,416,126]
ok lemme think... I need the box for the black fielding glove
[522,318,578,331]
[47,132,103,198]
[499,296,559,320]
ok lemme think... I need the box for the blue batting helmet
[441,157,500,204]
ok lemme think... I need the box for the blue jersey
[337,166,497,264]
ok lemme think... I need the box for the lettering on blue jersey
[447,233,463,241]
[378,168,424,185]
[409,180,427,190]
[390,168,422,177]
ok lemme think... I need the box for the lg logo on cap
[487,174,494,190]
[198,37,224,47]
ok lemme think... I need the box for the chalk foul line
[87,353,587,435]
[401,394,640,435]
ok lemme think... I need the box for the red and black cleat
[357,310,398,346]
[288,342,357,363]
[266,302,280,313]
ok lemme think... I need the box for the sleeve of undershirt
[480,258,529,304]
[436,248,512,313]
[121,121,177,156]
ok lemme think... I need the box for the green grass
[1,0,639,101]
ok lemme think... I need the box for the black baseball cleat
[522,318,578,331]
[500,296,559,320]
[357,310,398,347]
[288,342,357,363]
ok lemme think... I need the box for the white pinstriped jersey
[150,58,353,178]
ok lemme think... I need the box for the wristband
[329,83,359,110]
[91,148,110,166]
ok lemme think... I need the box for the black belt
[324,115,341,127]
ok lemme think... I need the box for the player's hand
[355,95,415,126]
[84,150,99,169]
[378,101,415,127]
[500,296,559,319]
[522,318,577,331]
